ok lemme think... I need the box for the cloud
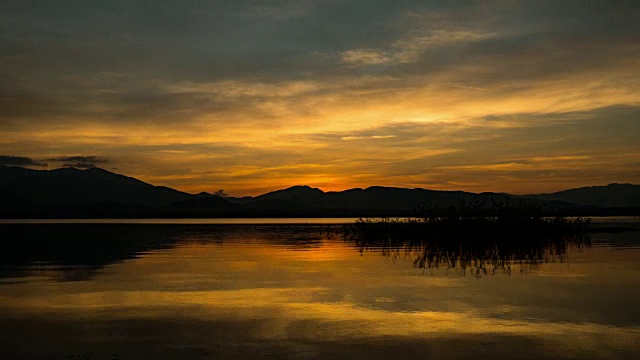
[0,155,47,167]
[47,156,109,169]
[341,49,395,65]
[0,1,638,194]
[341,135,396,141]
[342,30,496,66]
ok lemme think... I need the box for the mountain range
[1,165,639,218]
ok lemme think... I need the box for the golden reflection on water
[0,224,639,359]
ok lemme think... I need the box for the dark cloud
[47,156,109,169]
[0,155,47,167]
[0,74,315,124]
[0,1,637,126]
[2,1,636,83]
[61,162,99,169]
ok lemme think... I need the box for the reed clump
[333,200,591,277]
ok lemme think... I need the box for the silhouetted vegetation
[329,201,592,277]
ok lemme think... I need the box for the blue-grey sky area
[1,0,638,195]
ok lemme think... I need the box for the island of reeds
[331,201,592,277]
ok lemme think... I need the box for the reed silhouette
[330,201,591,277]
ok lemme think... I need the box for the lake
[1,218,639,359]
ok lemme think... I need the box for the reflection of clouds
[1,231,639,358]
[2,286,638,351]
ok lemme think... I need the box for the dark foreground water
[1,219,639,360]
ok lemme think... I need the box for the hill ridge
[1,165,639,218]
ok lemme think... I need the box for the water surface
[1,220,639,359]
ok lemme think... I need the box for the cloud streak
[47,156,109,169]
[0,155,47,167]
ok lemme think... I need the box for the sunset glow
[1,1,638,195]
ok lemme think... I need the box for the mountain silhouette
[528,183,640,208]
[1,165,639,218]
[0,166,190,217]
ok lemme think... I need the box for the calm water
[1,219,639,359]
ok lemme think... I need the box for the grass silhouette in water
[332,201,591,277]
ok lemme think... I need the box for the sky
[1,0,639,196]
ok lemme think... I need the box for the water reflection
[0,224,327,282]
[0,222,627,282]
[0,224,183,281]
[339,229,592,278]
[0,223,639,359]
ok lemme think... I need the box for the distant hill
[1,165,638,218]
[228,186,491,216]
[527,183,640,208]
[0,166,191,217]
